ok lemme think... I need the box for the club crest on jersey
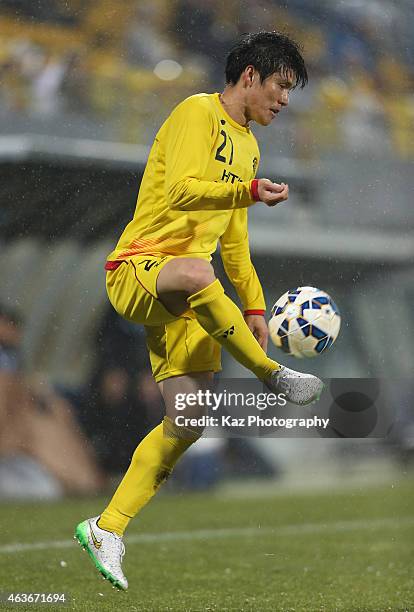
[252,157,258,173]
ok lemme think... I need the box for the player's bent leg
[156,257,216,316]
[157,258,279,379]
[158,258,323,405]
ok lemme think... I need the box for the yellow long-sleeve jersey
[107,92,265,311]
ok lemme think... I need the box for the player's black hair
[225,31,308,89]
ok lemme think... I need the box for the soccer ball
[268,286,341,358]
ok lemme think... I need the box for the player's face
[247,69,295,126]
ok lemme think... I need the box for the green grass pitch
[0,479,413,611]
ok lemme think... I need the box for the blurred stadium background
[0,0,413,508]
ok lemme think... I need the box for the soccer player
[75,31,323,590]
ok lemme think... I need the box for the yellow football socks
[187,279,280,380]
[98,416,200,536]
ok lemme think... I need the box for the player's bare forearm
[244,313,268,352]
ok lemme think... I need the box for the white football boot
[269,366,324,405]
[74,516,128,590]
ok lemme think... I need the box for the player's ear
[243,65,255,87]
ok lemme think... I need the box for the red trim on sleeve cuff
[250,179,260,201]
[244,309,265,316]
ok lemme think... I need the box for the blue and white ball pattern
[268,286,341,358]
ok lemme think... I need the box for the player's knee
[179,262,215,295]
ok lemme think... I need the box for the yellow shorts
[105,254,221,382]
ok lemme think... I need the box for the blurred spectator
[173,436,225,491]
[95,306,149,375]
[60,50,92,114]
[30,52,67,116]
[0,55,28,113]
[0,303,22,373]
[133,368,164,430]
[80,366,155,474]
[124,5,174,69]
[0,304,104,499]
[77,306,164,475]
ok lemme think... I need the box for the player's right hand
[257,178,289,207]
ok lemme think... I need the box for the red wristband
[244,309,265,316]
[250,179,260,201]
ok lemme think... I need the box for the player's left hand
[244,314,268,352]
